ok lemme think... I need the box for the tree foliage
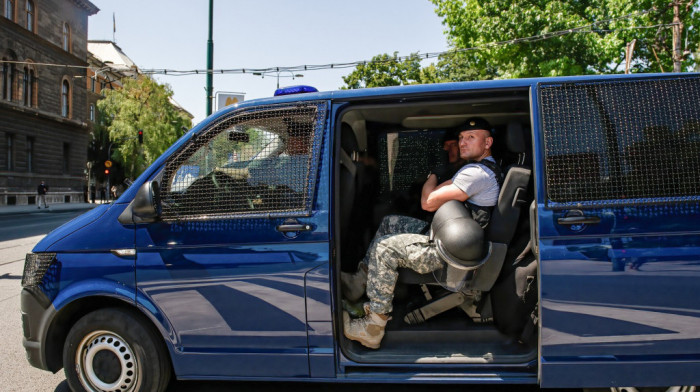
[97,76,192,179]
[431,0,700,78]
[342,1,699,87]
[342,52,426,89]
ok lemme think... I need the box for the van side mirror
[118,180,161,224]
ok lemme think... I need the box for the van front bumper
[20,288,54,371]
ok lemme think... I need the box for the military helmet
[431,200,486,270]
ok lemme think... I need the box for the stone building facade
[0,0,98,205]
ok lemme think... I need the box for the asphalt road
[0,210,543,392]
[0,209,87,242]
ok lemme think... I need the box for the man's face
[458,129,492,161]
[443,139,460,163]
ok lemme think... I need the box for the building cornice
[0,101,90,130]
[69,0,100,16]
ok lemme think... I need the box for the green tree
[431,0,700,78]
[97,76,191,179]
[342,52,425,89]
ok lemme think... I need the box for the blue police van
[20,74,700,392]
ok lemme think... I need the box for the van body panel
[134,217,328,379]
[32,204,110,252]
[305,263,335,378]
[43,204,133,253]
[536,76,700,387]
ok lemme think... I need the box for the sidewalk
[0,201,105,216]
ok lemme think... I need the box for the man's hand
[421,175,469,212]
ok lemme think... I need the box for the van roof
[215,72,691,116]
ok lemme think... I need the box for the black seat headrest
[506,122,526,154]
[341,123,359,154]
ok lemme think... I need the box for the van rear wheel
[63,308,171,392]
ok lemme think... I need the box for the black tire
[63,308,171,392]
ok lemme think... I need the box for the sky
[87,0,450,125]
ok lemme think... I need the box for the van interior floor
[342,305,535,364]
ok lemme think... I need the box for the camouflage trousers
[362,215,444,315]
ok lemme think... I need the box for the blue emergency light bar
[274,85,319,96]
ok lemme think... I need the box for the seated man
[343,117,501,349]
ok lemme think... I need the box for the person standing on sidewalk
[37,181,49,209]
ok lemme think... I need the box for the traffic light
[104,168,110,175]
[138,129,143,144]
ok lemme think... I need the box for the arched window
[4,0,14,21]
[62,22,70,52]
[2,59,15,101]
[61,79,70,117]
[23,66,29,105]
[29,68,35,106]
[22,65,35,107]
[25,0,33,31]
[1,60,8,100]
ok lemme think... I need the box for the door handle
[557,215,601,225]
[277,223,312,233]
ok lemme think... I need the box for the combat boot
[343,304,389,349]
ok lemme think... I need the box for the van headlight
[22,253,57,307]
[22,253,56,288]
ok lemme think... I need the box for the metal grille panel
[21,252,56,288]
[540,76,700,207]
[161,102,326,221]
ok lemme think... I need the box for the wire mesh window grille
[161,102,326,221]
[377,130,444,194]
[540,76,700,208]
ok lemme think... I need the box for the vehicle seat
[339,122,365,271]
[399,121,532,324]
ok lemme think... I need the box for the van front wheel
[63,308,171,392]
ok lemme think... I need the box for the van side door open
[134,102,330,379]
[536,76,700,388]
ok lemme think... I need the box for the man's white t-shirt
[451,156,500,207]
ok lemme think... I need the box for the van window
[160,102,327,220]
[540,76,700,207]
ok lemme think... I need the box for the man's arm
[421,175,468,212]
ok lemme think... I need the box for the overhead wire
[0,7,676,77]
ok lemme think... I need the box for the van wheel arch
[62,307,172,392]
[44,296,171,375]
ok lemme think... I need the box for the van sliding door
[536,76,700,388]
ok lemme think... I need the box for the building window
[22,65,33,106]
[62,22,71,52]
[6,133,14,171]
[61,79,70,117]
[2,60,15,101]
[29,69,35,106]
[25,0,33,31]
[5,0,14,21]
[26,137,33,172]
[62,143,70,173]
[90,77,95,92]
[100,80,105,93]
[89,103,94,121]
[1,60,8,100]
